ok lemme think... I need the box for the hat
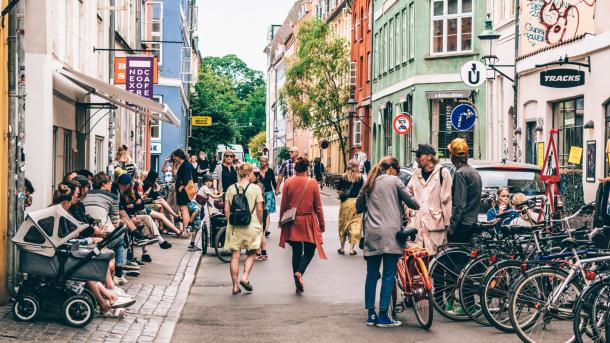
[415,143,436,156]
[114,168,127,178]
[73,175,90,188]
[202,174,213,183]
[117,173,132,185]
[447,138,469,157]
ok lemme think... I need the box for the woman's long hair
[115,145,131,163]
[344,159,361,183]
[362,156,400,194]
[52,181,77,205]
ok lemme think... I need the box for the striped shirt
[82,189,120,230]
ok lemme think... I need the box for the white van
[216,144,244,163]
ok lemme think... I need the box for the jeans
[365,254,400,312]
[107,233,126,266]
[288,241,316,275]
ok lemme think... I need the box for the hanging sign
[540,69,585,88]
[114,57,158,84]
[125,56,155,99]
[540,129,560,183]
[393,113,412,135]
[460,61,486,87]
[450,102,477,131]
[191,116,212,127]
[568,146,583,165]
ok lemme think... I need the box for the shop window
[553,97,584,166]
[434,99,474,158]
[431,0,473,54]
[383,104,393,156]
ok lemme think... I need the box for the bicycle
[390,228,434,329]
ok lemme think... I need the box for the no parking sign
[393,113,413,135]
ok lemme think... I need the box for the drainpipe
[6,0,26,298]
[108,0,116,171]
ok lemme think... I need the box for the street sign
[540,129,561,183]
[125,56,155,99]
[450,103,477,131]
[393,113,412,135]
[540,69,585,88]
[191,116,212,126]
[460,61,486,87]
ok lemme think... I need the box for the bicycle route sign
[393,113,413,135]
[450,102,477,131]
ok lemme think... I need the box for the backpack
[229,183,254,226]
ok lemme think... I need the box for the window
[554,97,584,166]
[409,3,415,59]
[359,8,364,39]
[431,0,473,54]
[144,1,163,64]
[353,13,358,42]
[395,13,400,67]
[401,8,407,63]
[181,46,193,83]
[354,118,363,146]
[367,52,371,82]
[389,19,393,70]
[384,105,393,155]
[359,56,364,89]
[94,136,104,174]
[151,96,163,141]
[434,99,474,158]
[384,23,388,72]
[63,129,73,176]
[368,0,372,31]
[374,32,379,77]
[403,94,414,165]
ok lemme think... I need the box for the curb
[154,237,202,343]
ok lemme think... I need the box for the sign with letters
[540,69,585,88]
[114,57,158,84]
[125,56,154,99]
[191,116,212,127]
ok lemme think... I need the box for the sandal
[99,307,126,319]
[350,251,357,256]
[239,280,253,292]
[232,288,242,295]
[337,249,345,255]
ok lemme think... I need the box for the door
[525,121,536,164]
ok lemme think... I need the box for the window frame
[409,2,415,60]
[430,0,474,56]
[389,19,394,71]
[353,118,363,146]
[553,97,584,167]
[150,95,163,141]
[395,13,400,68]
[144,1,164,65]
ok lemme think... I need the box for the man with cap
[406,144,452,255]
[447,138,482,243]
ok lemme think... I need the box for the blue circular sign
[451,103,478,131]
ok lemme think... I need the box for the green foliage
[277,147,290,164]
[280,19,351,168]
[247,131,266,160]
[189,55,266,155]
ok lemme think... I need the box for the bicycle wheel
[201,222,209,254]
[509,266,582,343]
[214,227,231,263]
[480,260,522,333]
[411,283,434,329]
[459,255,493,326]
[573,278,609,343]
[429,247,471,321]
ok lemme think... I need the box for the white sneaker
[113,276,129,286]
[111,296,136,308]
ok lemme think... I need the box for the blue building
[144,0,200,173]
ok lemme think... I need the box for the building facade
[371,0,487,166]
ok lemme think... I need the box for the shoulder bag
[280,179,311,227]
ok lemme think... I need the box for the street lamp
[478,13,520,162]
[347,98,358,117]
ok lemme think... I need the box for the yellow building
[0,0,11,304]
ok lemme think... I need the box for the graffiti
[520,0,596,55]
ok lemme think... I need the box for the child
[186,199,202,251]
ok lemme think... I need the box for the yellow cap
[447,138,469,157]
[114,168,127,178]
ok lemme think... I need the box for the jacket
[450,164,482,231]
[279,175,327,259]
[355,174,419,256]
[406,165,452,254]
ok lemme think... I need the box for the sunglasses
[225,155,235,158]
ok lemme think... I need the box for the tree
[247,131,266,160]
[189,55,267,155]
[280,19,351,169]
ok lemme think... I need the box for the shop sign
[540,69,585,88]
[114,56,158,84]
[450,103,477,131]
[125,56,155,99]
[191,116,212,127]
[425,90,471,100]
[393,113,412,135]
[150,142,161,154]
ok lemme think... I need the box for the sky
[197,0,295,73]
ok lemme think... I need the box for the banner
[125,56,155,99]
[114,57,158,85]
[520,0,596,57]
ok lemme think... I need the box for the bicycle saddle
[396,228,418,245]
[560,237,591,250]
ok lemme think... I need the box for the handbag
[185,180,198,200]
[280,179,311,227]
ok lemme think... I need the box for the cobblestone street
[0,236,201,343]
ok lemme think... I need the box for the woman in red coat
[279,157,326,294]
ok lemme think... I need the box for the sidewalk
[0,234,201,343]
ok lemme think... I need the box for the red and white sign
[540,129,560,183]
[393,113,413,135]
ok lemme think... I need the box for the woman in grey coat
[356,156,419,328]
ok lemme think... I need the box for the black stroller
[11,205,126,327]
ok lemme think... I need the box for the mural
[520,0,597,56]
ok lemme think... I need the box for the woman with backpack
[224,163,264,294]
[278,157,326,294]
[337,159,363,256]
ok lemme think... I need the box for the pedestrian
[353,145,368,174]
[276,146,299,195]
[447,138,482,243]
[112,145,138,177]
[355,156,419,327]
[406,144,452,255]
[172,148,196,241]
[258,156,277,239]
[278,157,326,294]
[313,157,325,189]
[486,188,520,230]
[337,159,363,256]
[252,166,269,261]
[189,154,199,182]
[223,163,264,294]
[196,151,210,181]
[212,150,238,193]
[210,155,218,168]
[24,178,34,208]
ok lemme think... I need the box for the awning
[55,66,180,127]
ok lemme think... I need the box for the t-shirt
[197,159,210,175]
[421,169,433,182]
[198,185,221,215]
[221,165,238,192]
[225,182,263,227]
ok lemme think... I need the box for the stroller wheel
[62,295,94,327]
[13,294,40,322]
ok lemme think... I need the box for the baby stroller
[11,205,126,327]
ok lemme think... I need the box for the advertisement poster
[520,0,596,57]
[586,141,596,182]
[125,56,155,99]
[568,146,583,165]
[537,142,545,168]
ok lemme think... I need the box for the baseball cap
[118,173,132,185]
[114,168,127,178]
[447,138,469,157]
[415,143,436,156]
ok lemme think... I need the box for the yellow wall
[0,0,10,304]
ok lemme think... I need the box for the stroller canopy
[13,205,89,257]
